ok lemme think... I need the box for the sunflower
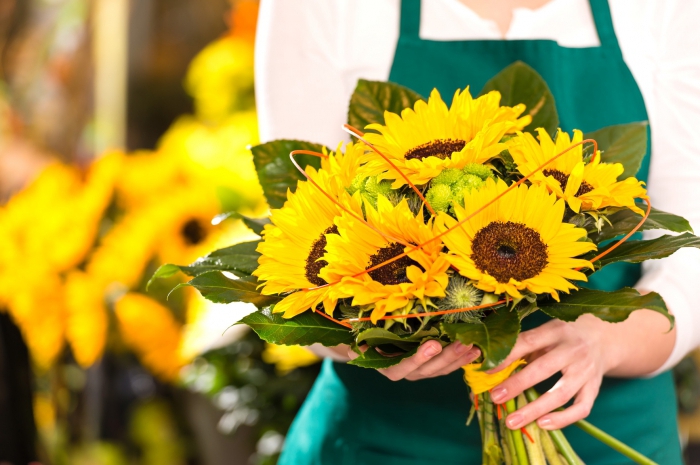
[508,129,647,214]
[254,152,363,319]
[362,87,531,187]
[321,196,450,323]
[438,178,596,300]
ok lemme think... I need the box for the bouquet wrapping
[154,62,699,465]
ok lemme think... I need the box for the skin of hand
[488,309,676,431]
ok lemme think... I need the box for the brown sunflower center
[542,169,594,196]
[471,221,548,283]
[404,139,467,161]
[367,242,424,285]
[181,219,207,245]
[305,225,339,287]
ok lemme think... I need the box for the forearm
[585,310,676,378]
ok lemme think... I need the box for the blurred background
[0,0,699,464]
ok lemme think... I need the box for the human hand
[488,316,616,431]
[348,340,481,381]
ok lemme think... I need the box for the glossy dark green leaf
[177,272,278,307]
[585,122,648,178]
[212,212,270,235]
[251,140,327,209]
[539,287,673,328]
[442,309,520,370]
[185,241,261,276]
[588,204,693,243]
[148,241,261,290]
[347,346,419,369]
[480,61,558,135]
[347,79,424,130]
[355,328,422,351]
[240,307,353,347]
[595,233,700,268]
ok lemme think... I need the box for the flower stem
[539,428,565,465]
[574,419,659,465]
[524,389,583,465]
[518,394,546,465]
[505,398,529,465]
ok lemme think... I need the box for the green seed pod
[425,183,453,213]
[462,162,493,180]
[433,168,464,186]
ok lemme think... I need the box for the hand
[348,340,481,381]
[487,311,675,431]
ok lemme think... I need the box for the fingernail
[424,344,441,357]
[538,417,553,429]
[454,342,472,355]
[507,413,523,429]
[490,386,507,403]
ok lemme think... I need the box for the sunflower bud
[425,183,453,213]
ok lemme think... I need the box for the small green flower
[451,174,485,207]
[462,163,493,181]
[425,183,453,213]
[433,168,464,186]
[347,174,367,196]
[364,176,393,198]
[437,276,485,324]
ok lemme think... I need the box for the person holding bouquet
[254,0,700,463]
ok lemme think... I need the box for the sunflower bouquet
[154,62,700,465]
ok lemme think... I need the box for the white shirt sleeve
[620,0,700,375]
[255,0,399,147]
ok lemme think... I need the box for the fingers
[404,342,481,380]
[487,320,566,374]
[537,379,601,430]
[378,340,443,381]
[490,347,577,404]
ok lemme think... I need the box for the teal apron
[279,1,682,463]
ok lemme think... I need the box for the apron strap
[588,0,622,53]
[399,0,421,38]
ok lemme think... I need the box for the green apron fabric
[278,1,682,463]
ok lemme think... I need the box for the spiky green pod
[437,276,485,323]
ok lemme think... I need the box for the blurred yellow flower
[262,343,321,375]
[115,293,185,381]
[64,271,108,368]
[33,393,56,431]
[185,37,254,122]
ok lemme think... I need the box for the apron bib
[279,1,682,463]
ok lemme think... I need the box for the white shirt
[255,0,700,374]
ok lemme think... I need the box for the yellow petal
[462,359,527,395]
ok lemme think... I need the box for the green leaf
[595,232,700,268]
[347,79,424,130]
[480,61,558,135]
[539,287,673,328]
[179,272,278,307]
[585,122,648,178]
[251,140,327,209]
[588,204,693,243]
[347,346,419,369]
[184,241,261,276]
[442,309,520,370]
[146,264,182,290]
[355,328,421,351]
[148,241,261,290]
[240,307,353,347]
[212,212,270,235]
